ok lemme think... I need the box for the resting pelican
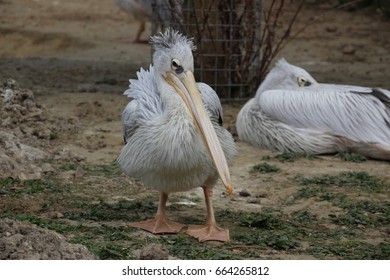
[237,59,390,160]
[117,29,236,242]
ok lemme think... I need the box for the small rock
[49,212,64,219]
[139,244,169,260]
[74,166,85,179]
[246,197,261,204]
[4,78,19,89]
[285,195,295,204]
[239,189,251,197]
[325,26,337,33]
[342,44,356,55]
[41,163,54,174]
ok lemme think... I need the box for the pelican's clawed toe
[186,224,230,242]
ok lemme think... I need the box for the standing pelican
[114,0,152,43]
[237,59,390,160]
[114,0,183,43]
[117,29,236,242]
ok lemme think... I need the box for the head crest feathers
[150,28,196,51]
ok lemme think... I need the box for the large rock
[0,219,97,260]
[0,131,46,179]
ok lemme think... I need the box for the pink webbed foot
[128,216,185,234]
[186,224,230,242]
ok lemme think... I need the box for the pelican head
[257,58,319,95]
[150,28,233,194]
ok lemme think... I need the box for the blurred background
[1,0,389,101]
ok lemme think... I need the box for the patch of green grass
[317,192,348,204]
[64,197,156,221]
[93,243,135,259]
[295,186,320,199]
[238,213,284,229]
[59,163,79,171]
[14,214,83,234]
[275,152,318,162]
[250,162,281,173]
[59,163,121,176]
[234,230,300,250]
[0,178,63,197]
[217,210,301,251]
[161,235,242,259]
[290,210,317,226]
[309,228,360,240]
[335,152,367,162]
[329,200,390,228]
[296,171,389,192]
[68,226,136,260]
[82,163,121,176]
[308,241,390,259]
[50,132,58,140]
[261,155,271,161]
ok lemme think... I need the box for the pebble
[325,26,337,33]
[285,195,295,204]
[239,189,251,197]
[139,244,169,260]
[342,44,356,55]
[246,197,260,204]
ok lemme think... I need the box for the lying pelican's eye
[171,59,183,74]
[298,76,311,87]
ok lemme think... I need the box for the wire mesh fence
[151,0,262,101]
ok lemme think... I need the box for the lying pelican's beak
[165,71,233,195]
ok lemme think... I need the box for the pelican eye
[298,76,311,87]
[171,59,184,74]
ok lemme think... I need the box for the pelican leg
[133,22,149,44]
[128,192,185,234]
[186,186,230,242]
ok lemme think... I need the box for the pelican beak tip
[226,183,233,195]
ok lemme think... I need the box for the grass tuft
[296,171,389,192]
[335,152,367,162]
[275,152,318,162]
[250,162,281,173]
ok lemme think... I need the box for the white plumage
[237,59,390,160]
[118,29,235,242]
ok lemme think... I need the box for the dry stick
[260,0,305,81]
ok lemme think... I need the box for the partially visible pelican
[114,0,152,43]
[114,0,183,43]
[237,59,390,160]
[117,29,236,242]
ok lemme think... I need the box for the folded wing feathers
[260,88,390,144]
[121,65,163,143]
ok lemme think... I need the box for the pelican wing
[197,82,223,126]
[259,87,390,144]
[121,66,163,143]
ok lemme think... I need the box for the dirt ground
[1,0,390,260]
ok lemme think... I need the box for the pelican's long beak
[166,71,233,195]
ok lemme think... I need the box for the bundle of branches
[259,0,305,83]
[178,0,262,99]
